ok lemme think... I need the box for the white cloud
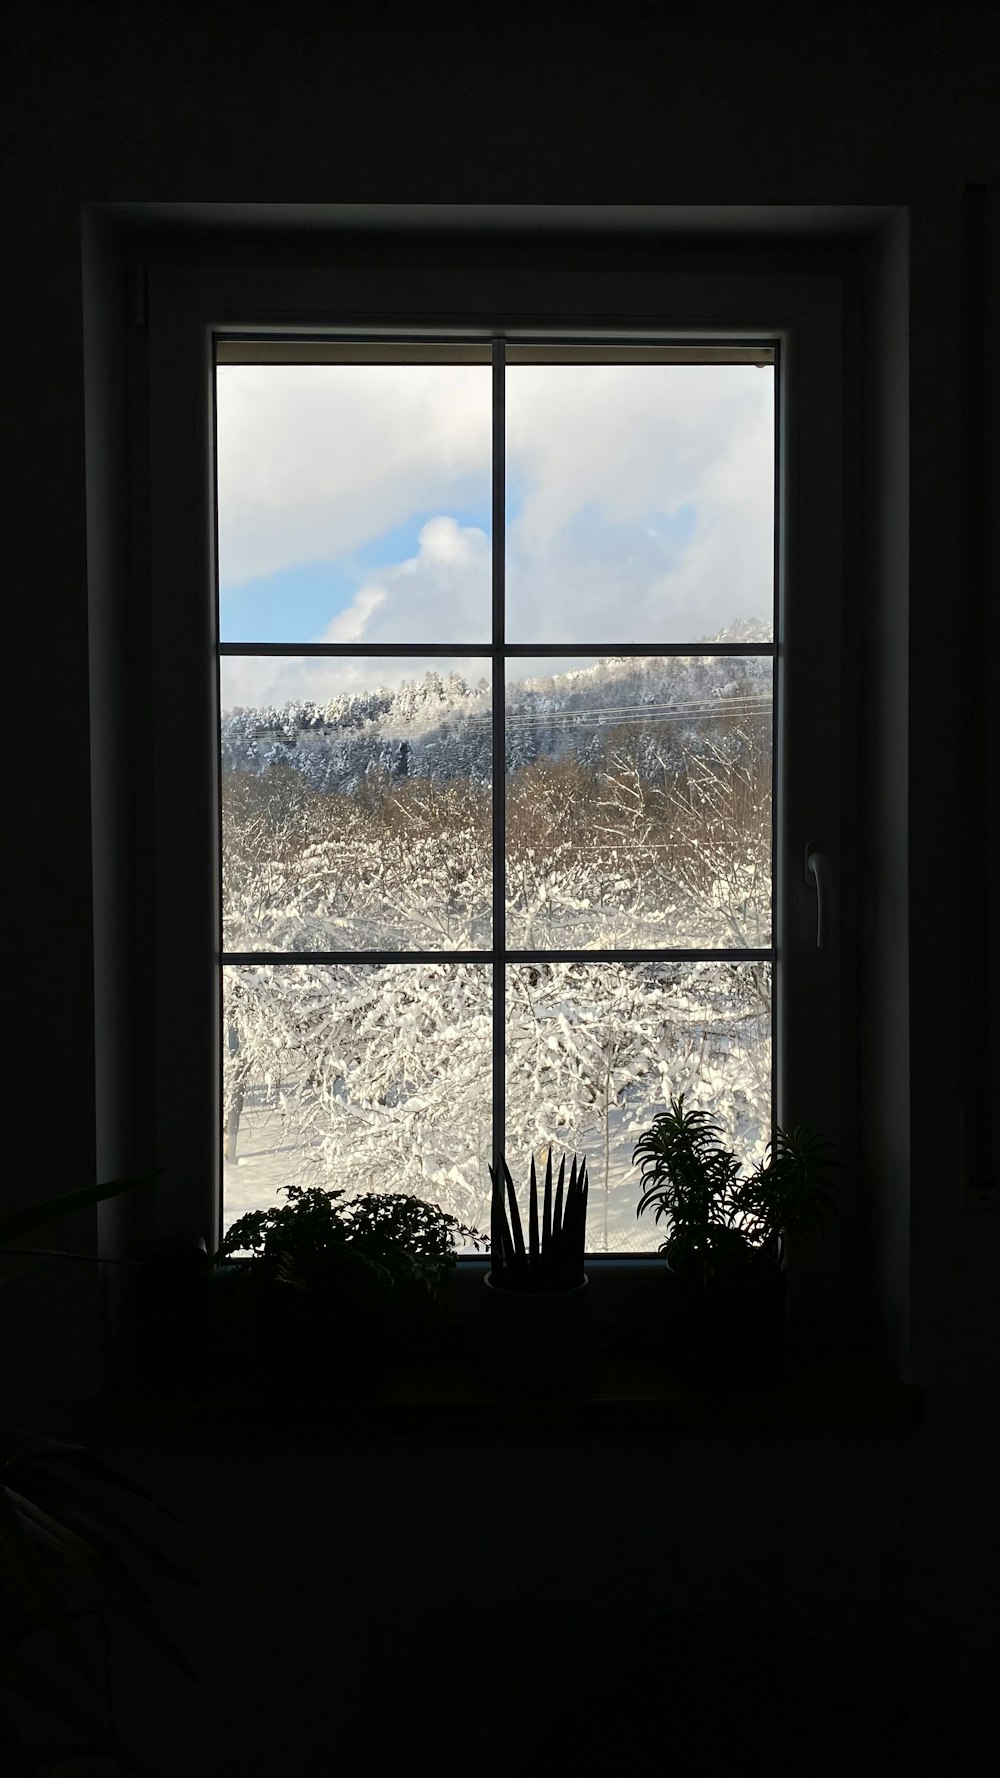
[217,360,774,702]
[507,364,769,538]
[504,364,773,642]
[216,364,491,589]
[324,515,490,645]
[322,582,387,644]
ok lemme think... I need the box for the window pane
[505,363,774,644]
[222,963,493,1241]
[506,961,771,1254]
[506,657,772,949]
[216,364,492,643]
[221,657,492,952]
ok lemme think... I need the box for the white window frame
[88,215,862,1351]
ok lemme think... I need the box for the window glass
[507,961,771,1253]
[221,656,492,952]
[216,364,492,644]
[216,348,774,1255]
[505,657,772,949]
[223,963,492,1242]
[505,363,774,643]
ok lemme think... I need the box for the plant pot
[253,1280,389,1403]
[481,1273,594,1398]
[662,1257,787,1392]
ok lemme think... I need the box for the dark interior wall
[859,214,913,1385]
[2,1,998,1767]
[2,0,996,1383]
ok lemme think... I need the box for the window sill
[88,1339,922,1437]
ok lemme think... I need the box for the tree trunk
[603,1063,611,1251]
[225,1088,244,1162]
[225,1023,243,1161]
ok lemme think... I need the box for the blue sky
[217,488,698,645]
[219,501,493,643]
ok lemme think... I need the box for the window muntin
[217,342,776,1254]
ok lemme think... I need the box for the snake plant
[488,1151,589,1293]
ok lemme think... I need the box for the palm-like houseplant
[1,1171,201,1775]
[633,1095,842,1387]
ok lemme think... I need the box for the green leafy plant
[216,1182,488,1318]
[0,1171,202,1776]
[633,1095,843,1290]
[488,1152,589,1293]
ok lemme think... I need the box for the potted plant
[483,1152,593,1398]
[633,1095,842,1390]
[1,1170,200,1774]
[212,1183,487,1401]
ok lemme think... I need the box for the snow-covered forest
[221,637,773,1252]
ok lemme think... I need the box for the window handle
[804,845,833,950]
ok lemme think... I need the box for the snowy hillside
[220,623,773,792]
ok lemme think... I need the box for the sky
[216,361,774,710]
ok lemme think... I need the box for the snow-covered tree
[220,642,773,1246]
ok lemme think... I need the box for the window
[96,224,854,1334]
[216,341,776,1257]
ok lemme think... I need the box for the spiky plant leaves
[4,1490,200,1686]
[528,1157,539,1265]
[565,1160,588,1290]
[488,1165,515,1276]
[488,1151,588,1292]
[0,1645,167,1778]
[0,1169,196,1775]
[500,1157,526,1265]
[0,1173,159,1251]
[558,1156,579,1287]
[9,1466,201,1596]
[553,1155,565,1245]
[0,1485,86,1676]
[2,1434,158,1509]
[0,1253,47,1290]
[489,1164,500,1269]
[490,1162,526,1288]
